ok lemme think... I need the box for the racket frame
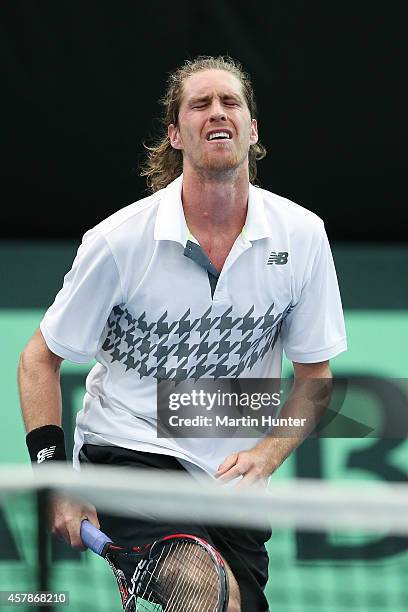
[82,522,229,612]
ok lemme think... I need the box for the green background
[0,243,407,611]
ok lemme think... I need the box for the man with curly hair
[20,56,346,611]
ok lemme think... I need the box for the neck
[181,162,250,236]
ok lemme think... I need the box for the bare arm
[18,328,99,547]
[292,360,332,379]
[247,360,332,475]
[216,361,332,486]
[18,328,64,431]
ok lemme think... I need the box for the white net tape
[1,464,408,534]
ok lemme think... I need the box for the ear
[249,119,258,146]
[168,124,183,150]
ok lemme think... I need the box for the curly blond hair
[140,56,267,192]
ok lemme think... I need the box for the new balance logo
[37,446,56,464]
[267,251,288,265]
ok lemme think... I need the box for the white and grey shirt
[40,174,347,475]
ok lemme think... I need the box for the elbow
[19,330,63,377]
[18,345,33,378]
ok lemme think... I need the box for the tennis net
[1,464,408,611]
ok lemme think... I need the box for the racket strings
[165,542,218,612]
[136,539,186,610]
[136,543,170,610]
[135,540,221,611]
[161,542,219,611]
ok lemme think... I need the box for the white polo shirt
[40,174,347,475]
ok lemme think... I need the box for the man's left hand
[215,447,277,488]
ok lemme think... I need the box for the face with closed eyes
[168,69,258,178]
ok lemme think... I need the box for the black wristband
[26,425,67,465]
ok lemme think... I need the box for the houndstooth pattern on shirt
[102,303,292,381]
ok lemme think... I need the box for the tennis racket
[80,520,229,611]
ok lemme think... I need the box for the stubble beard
[188,146,248,183]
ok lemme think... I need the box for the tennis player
[19,56,347,611]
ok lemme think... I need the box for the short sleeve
[40,229,124,363]
[282,225,347,363]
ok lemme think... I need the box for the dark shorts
[79,444,271,612]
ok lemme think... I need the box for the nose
[208,100,227,123]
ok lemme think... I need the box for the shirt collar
[243,183,272,241]
[154,175,189,246]
[154,174,271,245]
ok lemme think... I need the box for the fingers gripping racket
[81,520,229,611]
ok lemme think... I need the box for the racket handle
[80,519,112,556]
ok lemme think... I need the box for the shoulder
[87,190,163,243]
[253,184,325,237]
[73,189,167,296]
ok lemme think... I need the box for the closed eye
[190,98,242,109]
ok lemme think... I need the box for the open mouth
[206,130,232,141]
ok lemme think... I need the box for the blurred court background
[1,1,407,610]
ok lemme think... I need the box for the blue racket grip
[80,519,112,556]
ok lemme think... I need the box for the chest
[104,238,293,380]
[192,232,239,272]
[126,237,292,318]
